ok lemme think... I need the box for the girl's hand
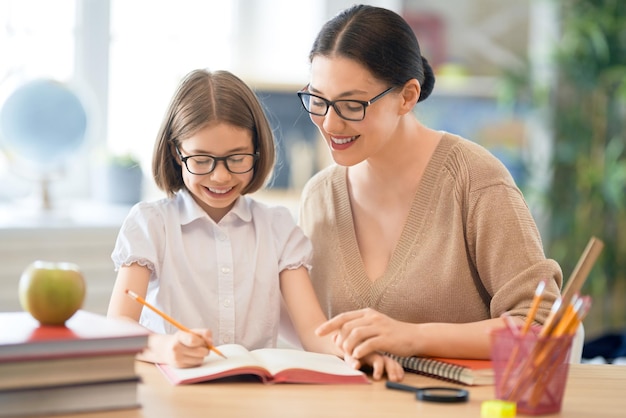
[317,308,416,359]
[142,329,213,368]
[344,352,404,382]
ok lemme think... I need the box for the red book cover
[0,310,149,361]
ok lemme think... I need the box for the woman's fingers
[359,353,405,382]
[315,309,367,336]
[321,309,395,357]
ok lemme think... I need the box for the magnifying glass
[386,381,469,403]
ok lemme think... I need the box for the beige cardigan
[299,133,562,325]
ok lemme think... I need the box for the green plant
[108,153,140,169]
[548,0,626,337]
[501,0,626,338]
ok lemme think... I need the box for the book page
[160,344,269,383]
[250,348,365,377]
[157,346,369,385]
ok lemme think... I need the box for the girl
[107,69,401,380]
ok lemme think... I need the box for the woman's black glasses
[297,86,395,121]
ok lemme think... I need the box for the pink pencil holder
[490,326,574,415]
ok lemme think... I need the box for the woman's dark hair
[309,4,435,102]
[152,69,275,196]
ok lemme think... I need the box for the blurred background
[0,0,624,350]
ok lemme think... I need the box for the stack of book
[0,310,149,417]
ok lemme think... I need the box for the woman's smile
[331,135,358,145]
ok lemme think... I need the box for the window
[0,0,328,204]
[107,0,235,162]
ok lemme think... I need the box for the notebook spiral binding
[385,354,466,384]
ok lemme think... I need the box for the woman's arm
[107,264,212,368]
[316,308,521,360]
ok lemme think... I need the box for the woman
[296,5,562,361]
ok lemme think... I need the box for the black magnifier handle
[386,381,421,393]
[385,381,469,403]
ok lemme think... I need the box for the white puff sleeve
[111,202,166,276]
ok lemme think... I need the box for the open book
[157,344,369,385]
[386,354,494,386]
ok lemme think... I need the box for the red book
[0,310,149,361]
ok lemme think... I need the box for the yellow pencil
[125,289,227,359]
[522,279,546,335]
[552,295,582,337]
[500,279,547,389]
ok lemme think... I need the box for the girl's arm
[280,267,403,381]
[107,264,150,322]
[107,264,212,368]
[279,266,340,355]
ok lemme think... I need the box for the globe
[0,78,89,210]
[0,78,88,170]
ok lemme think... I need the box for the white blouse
[111,189,312,350]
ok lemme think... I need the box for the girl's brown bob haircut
[152,69,275,196]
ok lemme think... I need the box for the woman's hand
[344,352,405,382]
[317,308,416,360]
[139,328,214,368]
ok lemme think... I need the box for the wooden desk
[56,362,625,418]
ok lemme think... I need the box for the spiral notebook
[386,354,494,386]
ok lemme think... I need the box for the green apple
[19,261,86,326]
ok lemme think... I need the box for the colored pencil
[503,237,604,402]
[125,289,227,359]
